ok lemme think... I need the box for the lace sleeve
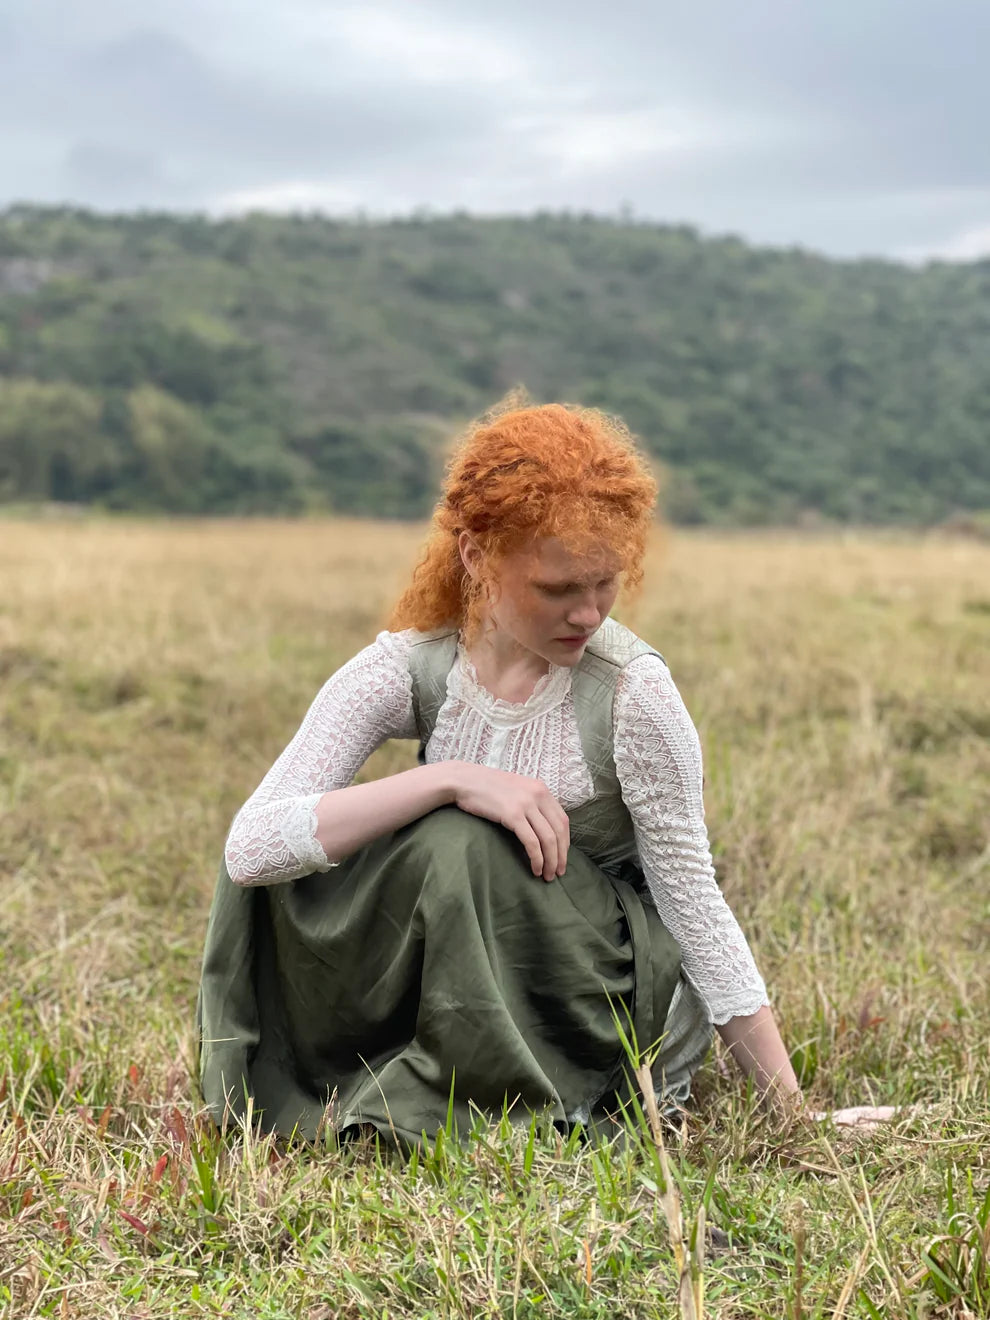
[224,631,418,887]
[613,654,770,1026]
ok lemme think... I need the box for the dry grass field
[1,518,988,1318]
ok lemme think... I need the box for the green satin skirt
[197,807,712,1144]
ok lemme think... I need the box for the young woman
[198,400,801,1144]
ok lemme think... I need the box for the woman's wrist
[418,759,462,808]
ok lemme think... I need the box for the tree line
[1,205,989,523]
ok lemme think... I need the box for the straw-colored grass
[1,518,988,1318]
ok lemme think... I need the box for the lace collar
[449,643,572,727]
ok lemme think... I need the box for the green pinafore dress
[198,625,713,1144]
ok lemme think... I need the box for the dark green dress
[198,626,712,1143]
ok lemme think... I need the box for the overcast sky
[2,0,989,262]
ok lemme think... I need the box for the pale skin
[312,533,895,1128]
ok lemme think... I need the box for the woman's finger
[510,814,545,877]
[551,802,570,875]
[526,808,559,881]
[534,788,569,876]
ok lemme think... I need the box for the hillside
[1,205,989,523]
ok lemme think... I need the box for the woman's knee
[397,806,531,902]
[402,805,515,855]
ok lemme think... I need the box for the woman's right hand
[449,763,570,882]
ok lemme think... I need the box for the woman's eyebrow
[533,574,616,590]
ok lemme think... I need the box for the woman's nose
[566,596,600,630]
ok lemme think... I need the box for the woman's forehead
[511,536,623,580]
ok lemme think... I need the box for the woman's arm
[720,1011,912,1128]
[613,655,772,1027]
[613,658,805,1107]
[225,629,574,885]
[225,632,419,885]
[613,658,906,1126]
[310,762,455,861]
[716,1006,801,1103]
[312,759,573,881]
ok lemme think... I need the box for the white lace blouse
[223,626,770,1025]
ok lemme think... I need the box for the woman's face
[467,534,623,667]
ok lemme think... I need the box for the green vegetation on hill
[1,205,989,523]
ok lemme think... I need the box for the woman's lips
[556,635,589,647]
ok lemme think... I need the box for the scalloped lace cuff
[705,986,771,1027]
[282,794,336,872]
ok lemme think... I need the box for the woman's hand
[450,762,570,882]
[809,1105,907,1130]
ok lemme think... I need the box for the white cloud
[507,101,810,180]
[897,221,990,264]
[512,107,709,174]
[212,179,367,214]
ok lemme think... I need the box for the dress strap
[405,629,459,747]
[571,620,664,800]
[569,655,625,788]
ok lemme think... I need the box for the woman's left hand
[809,1104,912,1130]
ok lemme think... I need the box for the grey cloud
[423,0,990,189]
[1,1,989,258]
[0,21,500,182]
[47,29,496,181]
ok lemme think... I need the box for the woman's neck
[463,625,552,704]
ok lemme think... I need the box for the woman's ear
[458,531,482,581]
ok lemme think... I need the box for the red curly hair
[389,396,659,639]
